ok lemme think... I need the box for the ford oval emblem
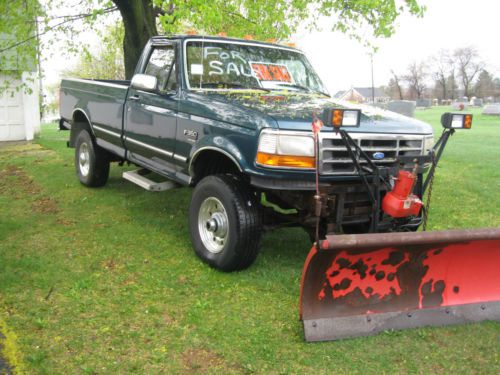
[373,152,385,160]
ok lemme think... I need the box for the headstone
[471,98,483,107]
[416,99,432,108]
[387,100,416,117]
[452,101,468,110]
[370,102,387,110]
[482,104,500,116]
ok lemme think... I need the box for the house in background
[0,15,41,141]
[333,87,390,104]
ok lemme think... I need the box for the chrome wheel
[78,142,90,177]
[198,197,229,254]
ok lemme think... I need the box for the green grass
[0,107,499,374]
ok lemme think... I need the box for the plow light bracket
[324,108,361,128]
[441,112,473,129]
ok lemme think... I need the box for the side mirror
[441,112,472,129]
[130,74,157,92]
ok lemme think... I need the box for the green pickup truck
[59,35,434,271]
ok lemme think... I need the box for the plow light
[256,130,315,169]
[441,112,473,129]
[325,109,361,128]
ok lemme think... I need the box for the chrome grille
[319,132,424,175]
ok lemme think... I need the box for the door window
[144,46,177,93]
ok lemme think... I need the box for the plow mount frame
[333,127,456,234]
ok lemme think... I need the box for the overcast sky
[42,0,499,97]
[296,0,500,94]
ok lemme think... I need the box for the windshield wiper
[197,82,270,92]
[274,83,312,92]
[273,83,330,97]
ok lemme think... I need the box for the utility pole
[370,54,375,103]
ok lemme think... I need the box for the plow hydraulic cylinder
[382,170,422,218]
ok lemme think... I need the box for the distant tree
[454,47,484,99]
[430,49,454,100]
[386,78,403,100]
[446,71,458,100]
[63,22,125,80]
[384,79,397,99]
[473,70,496,99]
[495,78,500,98]
[404,61,427,99]
[389,70,404,100]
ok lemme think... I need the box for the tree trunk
[392,72,404,100]
[441,81,447,100]
[112,0,157,79]
[397,84,403,100]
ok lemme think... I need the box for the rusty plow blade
[300,228,500,342]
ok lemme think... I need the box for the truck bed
[60,77,131,157]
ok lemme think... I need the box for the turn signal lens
[332,110,343,127]
[464,114,472,129]
[256,152,315,169]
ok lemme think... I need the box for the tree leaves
[150,0,424,44]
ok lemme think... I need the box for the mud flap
[300,228,500,341]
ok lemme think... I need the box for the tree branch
[0,7,118,54]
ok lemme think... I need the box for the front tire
[75,129,110,187]
[189,175,262,272]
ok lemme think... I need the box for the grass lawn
[0,107,499,374]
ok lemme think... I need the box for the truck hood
[200,91,433,135]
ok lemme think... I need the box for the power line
[0,6,117,54]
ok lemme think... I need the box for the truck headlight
[256,130,315,169]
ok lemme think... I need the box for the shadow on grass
[100,170,311,274]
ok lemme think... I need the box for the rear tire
[75,129,110,187]
[189,175,262,272]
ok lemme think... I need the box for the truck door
[123,43,179,174]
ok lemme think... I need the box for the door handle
[129,95,141,101]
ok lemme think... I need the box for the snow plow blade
[300,228,500,342]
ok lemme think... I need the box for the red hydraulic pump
[382,169,422,218]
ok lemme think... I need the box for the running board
[122,169,178,191]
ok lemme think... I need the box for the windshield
[185,40,328,95]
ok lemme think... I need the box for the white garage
[0,72,40,141]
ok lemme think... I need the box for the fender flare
[71,108,96,137]
[188,135,248,177]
